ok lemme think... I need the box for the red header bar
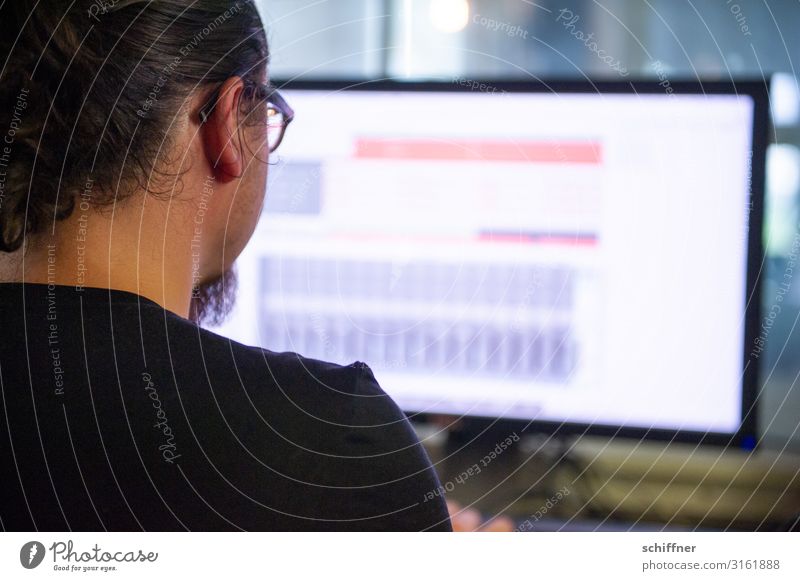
[355,138,602,164]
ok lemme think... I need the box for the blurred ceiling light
[429,0,470,34]
[767,144,800,201]
[771,73,800,127]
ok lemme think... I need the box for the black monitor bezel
[271,77,770,449]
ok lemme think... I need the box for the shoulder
[197,327,452,530]
[161,319,451,530]
[195,325,385,417]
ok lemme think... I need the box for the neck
[0,196,197,318]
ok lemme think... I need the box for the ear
[201,76,245,181]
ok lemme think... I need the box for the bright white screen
[217,88,755,435]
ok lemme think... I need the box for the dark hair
[0,0,269,252]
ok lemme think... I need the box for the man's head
[0,0,277,324]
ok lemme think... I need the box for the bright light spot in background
[765,144,800,255]
[767,144,800,200]
[429,0,470,33]
[771,73,800,127]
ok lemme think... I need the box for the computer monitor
[217,79,768,447]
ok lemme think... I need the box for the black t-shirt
[0,283,451,531]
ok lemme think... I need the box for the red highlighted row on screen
[355,138,602,164]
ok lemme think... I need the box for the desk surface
[419,429,800,531]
